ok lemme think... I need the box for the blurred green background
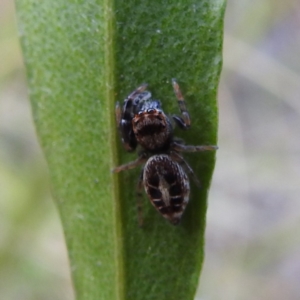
[1,0,299,299]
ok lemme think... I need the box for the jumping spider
[113,79,217,225]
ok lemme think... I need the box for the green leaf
[16,0,226,299]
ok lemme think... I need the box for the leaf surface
[16,0,226,299]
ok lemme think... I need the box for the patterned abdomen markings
[143,155,190,224]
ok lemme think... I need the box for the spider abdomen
[143,154,190,225]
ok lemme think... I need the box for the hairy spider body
[113,79,217,225]
[133,109,172,151]
[143,155,189,225]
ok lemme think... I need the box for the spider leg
[136,170,144,227]
[117,84,149,152]
[123,83,149,115]
[170,151,201,188]
[112,155,147,173]
[172,78,191,129]
[127,83,148,101]
[172,141,218,152]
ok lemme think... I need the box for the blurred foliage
[1,0,300,300]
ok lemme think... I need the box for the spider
[113,79,217,225]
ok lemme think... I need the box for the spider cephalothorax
[113,79,217,225]
[132,107,172,152]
